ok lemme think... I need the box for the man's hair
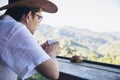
[5,7,40,21]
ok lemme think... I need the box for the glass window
[34,0,120,66]
[0,0,120,80]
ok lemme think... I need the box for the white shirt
[0,15,50,80]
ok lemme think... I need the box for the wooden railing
[57,56,120,80]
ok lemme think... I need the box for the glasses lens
[35,14,43,22]
[38,16,43,22]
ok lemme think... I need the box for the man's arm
[35,41,60,80]
[35,58,59,80]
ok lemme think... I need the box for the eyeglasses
[35,14,43,22]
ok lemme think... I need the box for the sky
[0,0,120,32]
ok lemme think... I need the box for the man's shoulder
[0,15,30,38]
[0,15,27,32]
[0,15,25,28]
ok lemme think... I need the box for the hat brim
[0,0,58,13]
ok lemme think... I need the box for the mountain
[34,24,120,56]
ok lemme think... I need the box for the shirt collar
[0,14,15,21]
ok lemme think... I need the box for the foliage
[28,25,120,80]
[26,73,48,80]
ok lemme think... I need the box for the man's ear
[25,11,32,23]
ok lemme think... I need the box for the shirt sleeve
[1,23,51,79]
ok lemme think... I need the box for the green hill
[34,24,120,65]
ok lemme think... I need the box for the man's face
[25,9,42,34]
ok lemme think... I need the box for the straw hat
[0,0,58,13]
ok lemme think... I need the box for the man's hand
[41,40,60,58]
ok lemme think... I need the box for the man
[0,0,59,80]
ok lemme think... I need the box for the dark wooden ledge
[57,57,120,80]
